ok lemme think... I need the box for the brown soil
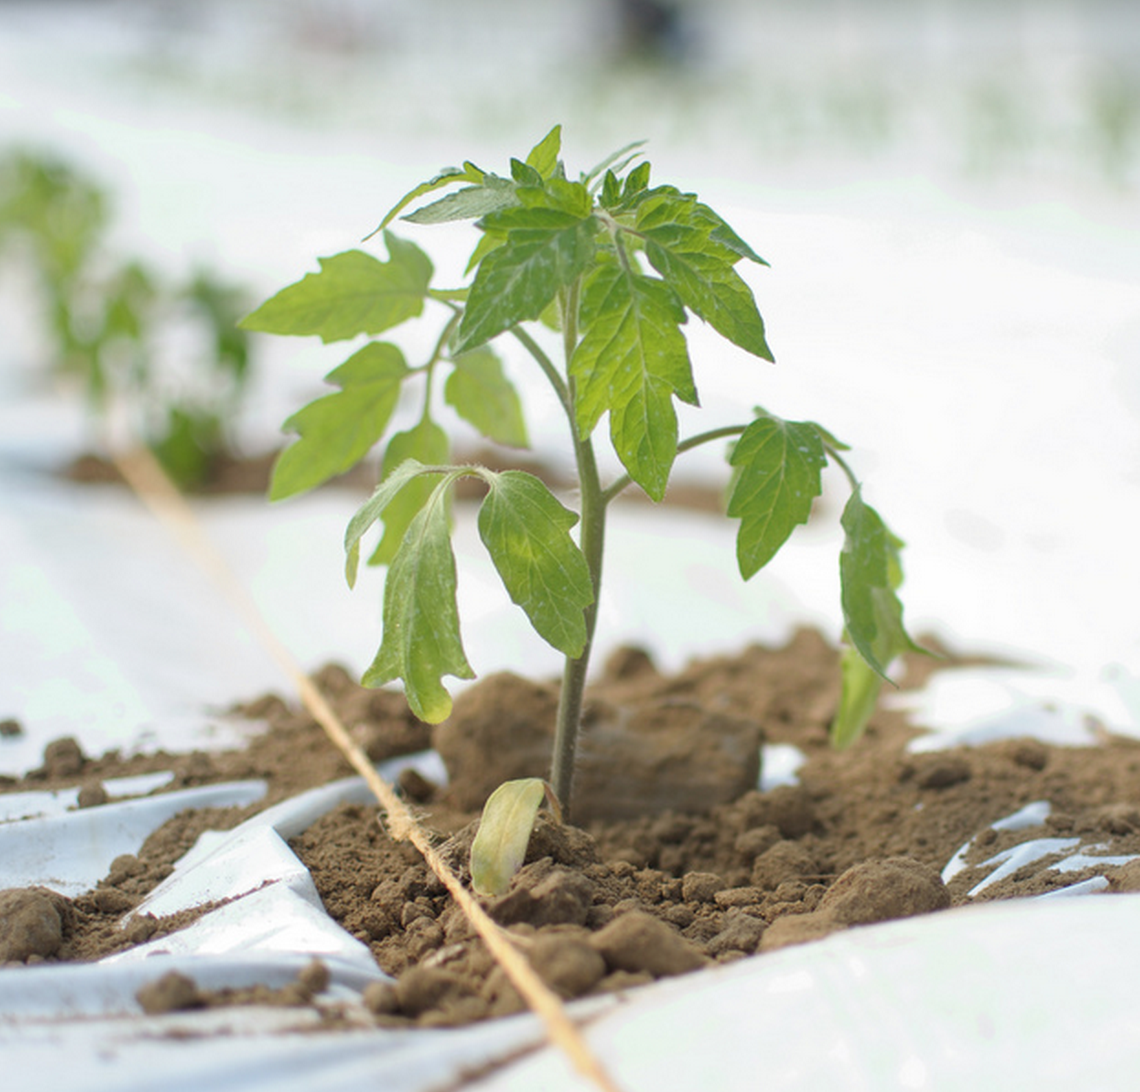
[4,629,1140,1028]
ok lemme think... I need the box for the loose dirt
[4,628,1140,1027]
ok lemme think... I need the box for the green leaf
[270,342,409,500]
[239,235,432,343]
[690,202,769,266]
[477,471,593,656]
[362,479,474,723]
[456,206,596,352]
[600,170,621,209]
[464,229,506,276]
[839,489,921,680]
[525,125,562,178]
[598,160,651,212]
[402,174,517,225]
[370,419,451,567]
[516,177,592,217]
[623,161,652,201]
[510,158,543,187]
[444,347,529,448]
[369,162,484,234]
[570,260,696,500]
[344,458,429,586]
[727,414,826,579]
[470,778,548,897]
[637,194,773,360]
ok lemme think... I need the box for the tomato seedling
[242,126,923,818]
[0,147,254,488]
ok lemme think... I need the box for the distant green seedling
[243,126,923,825]
[0,147,253,488]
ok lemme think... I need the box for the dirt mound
[4,628,1140,1030]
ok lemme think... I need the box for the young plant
[0,147,253,488]
[242,126,922,818]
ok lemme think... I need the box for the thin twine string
[111,445,624,1092]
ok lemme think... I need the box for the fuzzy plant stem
[550,426,605,819]
[541,279,607,820]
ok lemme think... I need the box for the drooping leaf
[477,470,594,656]
[728,414,827,579]
[838,489,921,681]
[344,458,431,586]
[444,347,529,448]
[470,778,548,897]
[525,125,562,178]
[455,206,596,352]
[270,342,409,500]
[637,193,773,360]
[239,235,432,343]
[570,260,696,500]
[369,419,451,567]
[362,480,474,723]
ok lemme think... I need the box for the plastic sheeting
[7,896,1140,1092]
[5,761,1140,1092]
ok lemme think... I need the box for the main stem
[548,281,605,821]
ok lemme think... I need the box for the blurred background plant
[0,147,253,489]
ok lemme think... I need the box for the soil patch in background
[60,443,729,512]
[3,628,1140,1026]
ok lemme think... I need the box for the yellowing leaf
[470,778,548,897]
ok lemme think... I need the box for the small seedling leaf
[728,414,826,579]
[271,342,410,500]
[477,471,594,656]
[239,237,432,343]
[444,346,529,448]
[470,778,548,897]
[362,479,474,723]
